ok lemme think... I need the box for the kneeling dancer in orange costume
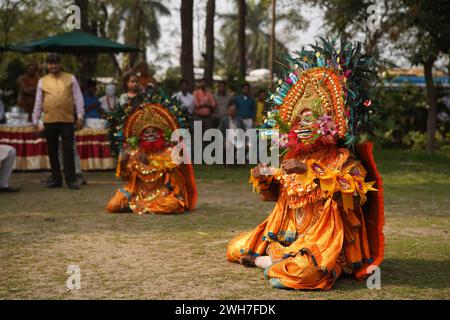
[226,38,384,290]
[106,90,197,214]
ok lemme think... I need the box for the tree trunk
[237,0,246,81]
[204,0,215,86]
[98,2,122,78]
[181,0,195,91]
[75,0,96,89]
[269,0,276,80]
[129,0,142,68]
[424,58,437,154]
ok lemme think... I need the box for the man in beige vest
[32,53,84,189]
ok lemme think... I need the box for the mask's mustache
[144,135,158,142]
[294,129,313,139]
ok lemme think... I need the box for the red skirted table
[0,125,115,171]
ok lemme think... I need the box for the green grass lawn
[0,149,449,299]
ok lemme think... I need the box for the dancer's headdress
[107,87,191,155]
[264,37,378,148]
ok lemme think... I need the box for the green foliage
[222,68,242,93]
[0,0,65,102]
[401,131,427,151]
[126,136,139,150]
[401,0,450,55]
[402,131,450,151]
[0,0,63,47]
[0,57,25,106]
[159,67,182,96]
[373,84,428,147]
[106,0,170,57]
[273,112,290,134]
[372,83,450,151]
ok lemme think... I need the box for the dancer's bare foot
[239,255,256,267]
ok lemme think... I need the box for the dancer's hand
[33,123,44,132]
[281,159,307,174]
[239,255,256,267]
[138,153,149,165]
[252,163,269,178]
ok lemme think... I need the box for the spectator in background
[233,82,256,130]
[218,101,246,135]
[172,79,195,114]
[255,89,267,126]
[17,60,40,121]
[193,78,216,133]
[83,79,102,120]
[100,84,119,113]
[212,80,232,128]
[0,97,5,123]
[119,73,140,107]
[132,61,157,91]
[32,53,84,190]
[79,80,106,185]
[0,145,19,192]
[218,102,246,165]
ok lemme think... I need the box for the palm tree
[217,0,307,77]
[204,0,215,86]
[75,0,97,86]
[269,0,276,80]
[181,0,195,91]
[237,0,247,80]
[107,0,170,68]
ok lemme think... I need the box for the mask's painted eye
[300,111,315,125]
[302,115,313,123]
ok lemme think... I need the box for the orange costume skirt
[106,147,197,214]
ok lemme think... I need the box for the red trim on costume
[353,142,385,279]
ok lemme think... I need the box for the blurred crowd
[0,54,270,192]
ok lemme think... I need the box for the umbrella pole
[76,53,85,91]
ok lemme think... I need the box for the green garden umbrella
[8,30,141,54]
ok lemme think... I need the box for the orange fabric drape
[353,142,385,279]
[106,147,198,214]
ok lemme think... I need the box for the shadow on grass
[380,258,450,289]
[336,258,450,291]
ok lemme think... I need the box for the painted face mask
[284,81,340,153]
[142,127,161,142]
[139,127,165,153]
